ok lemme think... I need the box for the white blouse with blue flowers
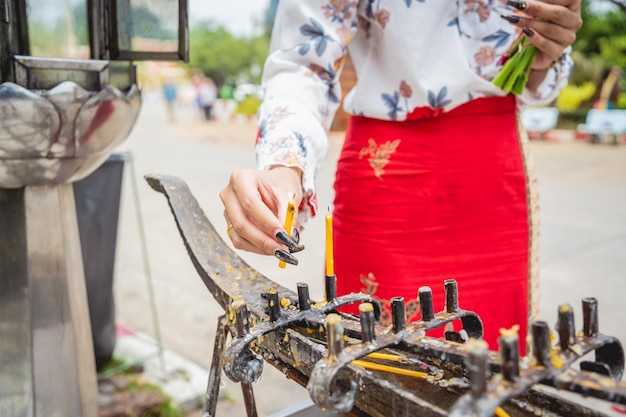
[256,0,572,217]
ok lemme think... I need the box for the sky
[188,0,270,37]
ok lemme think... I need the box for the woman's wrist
[269,165,304,197]
[270,165,303,181]
[525,67,551,93]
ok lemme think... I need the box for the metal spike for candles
[297,282,311,311]
[419,286,435,322]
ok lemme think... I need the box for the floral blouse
[256,0,572,218]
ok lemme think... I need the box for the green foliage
[126,380,182,417]
[568,51,605,86]
[574,1,626,69]
[125,379,183,417]
[187,22,270,87]
[27,3,89,57]
[99,357,183,417]
[577,2,623,50]
[28,3,173,57]
[598,36,626,69]
[99,357,133,376]
[557,1,626,110]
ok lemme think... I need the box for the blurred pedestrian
[594,66,622,110]
[162,79,178,122]
[198,77,218,121]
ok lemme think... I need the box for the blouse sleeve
[256,0,359,220]
[520,47,573,107]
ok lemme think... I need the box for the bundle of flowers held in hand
[493,33,537,95]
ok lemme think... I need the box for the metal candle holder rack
[147,174,626,417]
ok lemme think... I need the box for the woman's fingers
[222,195,281,256]
[224,217,267,255]
[502,0,582,69]
[501,14,568,66]
[514,0,582,29]
[221,173,283,255]
[230,171,281,226]
[232,171,303,250]
[523,30,565,70]
[518,0,581,14]
[220,169,304,257]
[519,24,570,69]
[223,216,297,264]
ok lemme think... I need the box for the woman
[220,0,582,352]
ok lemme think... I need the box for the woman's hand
[219,166,304,265]
[505,0,583,70]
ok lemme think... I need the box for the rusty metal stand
[203,315,258,417]
[240,382,259,417]
[148,174,626,417]
[203,316,228,417]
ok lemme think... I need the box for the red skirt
[332,96,534,353]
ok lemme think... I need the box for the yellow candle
[278,195,296,269]
[325,211,334,276]
[351,360,428,379]
[351,359,512,417]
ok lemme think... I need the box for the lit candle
[325,210,334,276]
[278,194,296,269]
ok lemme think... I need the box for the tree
[187,22,269,87]
[576,1,626,57]
[564,0,626,108]
[570,1,626,80]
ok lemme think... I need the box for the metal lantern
[0,1,188,416]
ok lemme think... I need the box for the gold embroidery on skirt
[516,113,540,332]
[358,138,401,179]
[360,272,419,325]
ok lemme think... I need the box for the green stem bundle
[493,36,537,96]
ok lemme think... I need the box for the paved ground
[112,99,626,416]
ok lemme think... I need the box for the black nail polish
[276,231,302,252]
[500,13,520,23]
[274,249,299,265]
[288,228,304,253]
[522,27,534,37]
[507,0,528,10]
[289,244,305,254]
[291,227,300,244]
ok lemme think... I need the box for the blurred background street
[111,97,626,416]
[4,0,626,416]
[87,0,626,414]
